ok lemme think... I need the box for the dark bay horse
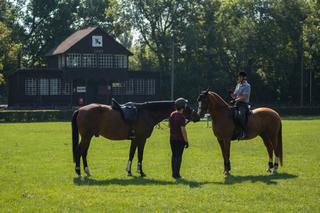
[72,101,199,177]
[197,90,283,176]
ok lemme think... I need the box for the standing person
[231,71,251,139]
[169,98,189,179]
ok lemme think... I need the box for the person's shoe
[172,175,179,179]
[172,174,184,179]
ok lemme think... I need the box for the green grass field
[0,118,320,212]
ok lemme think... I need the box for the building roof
[45,26,133,56]
[46,27,97,56]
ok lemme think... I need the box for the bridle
[184,104,197,125]
[197,93,209,117]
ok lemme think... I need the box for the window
[98,54,113,68]
[61,55,65,68]
[114,55,127,68]
[49,79,61,95]
[82,54,96,68]
[145,79,156,95]
[135,79,144,95]
[112,82,124,95]
[66,53,81,68]
[40,78,49,95]
[125,79,134,95]
[25,78,71,96]
[62,81,72,95]
[58,55,65,68]
[25,78,38,96]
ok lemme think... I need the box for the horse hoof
[266,168,272,173]
[224,171,230,177]
[140,172,146,177]
[127,172,132,176]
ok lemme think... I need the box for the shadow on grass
[282,116,320,120]
[73,176,218,188]
[224,172,298,185]
[73,172,297,187]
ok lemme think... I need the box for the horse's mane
[208,91,230,108]
[136,101,174,111]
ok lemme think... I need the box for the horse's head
[197,89,210,118]
[176,98,200,122]
[183,103,201,122]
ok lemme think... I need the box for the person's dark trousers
[235,101,249,137]
[170,140,185,178]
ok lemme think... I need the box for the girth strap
[112,98,139,139]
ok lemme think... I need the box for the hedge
[0,110,74,122]
[0,106,319,122]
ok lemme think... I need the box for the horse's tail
[72,110,79,163]
[277,121,283,166]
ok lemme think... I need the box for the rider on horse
[230,71,251,139]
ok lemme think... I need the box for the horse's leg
[79,135,93,177]
[218,138,231,176]
[217,139,225,173]
[223,140,231,176]
[270,134,279,174]
[137,139,146,177]
[75,150,81,177]
[261,135,274,173]
[126,140,137,176]
[80,136,93,177]
[75,136,84,177]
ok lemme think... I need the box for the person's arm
[181,126,189,148]
[231,84,239,99]
[235,94,248,102]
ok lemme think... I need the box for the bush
[0,110,74,122]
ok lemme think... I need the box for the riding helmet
[238,71,247,77]
[175,98,188,109]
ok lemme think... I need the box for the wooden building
[8,27,159,107]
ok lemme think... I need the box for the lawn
[0,118,319,212]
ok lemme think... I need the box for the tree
[23,0,132,66]
[304,0,320,103]
[23,0,79,66]
[0,0,24,85]
[214,0,310,103]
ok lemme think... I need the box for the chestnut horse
[72,101,199,177]
[197,90,283,176]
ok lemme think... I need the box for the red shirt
[169,111,186,141]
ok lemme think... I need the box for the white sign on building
[76,86,86,93]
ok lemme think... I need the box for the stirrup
[238,131,246,139]
[128,129,136,140]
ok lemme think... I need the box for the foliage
[0,120,319,212]
[1,0,320,104]
[123,0,320,104]
[0,0,23,83]
[22,0,132,66]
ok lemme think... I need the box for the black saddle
[111,98,138,125]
